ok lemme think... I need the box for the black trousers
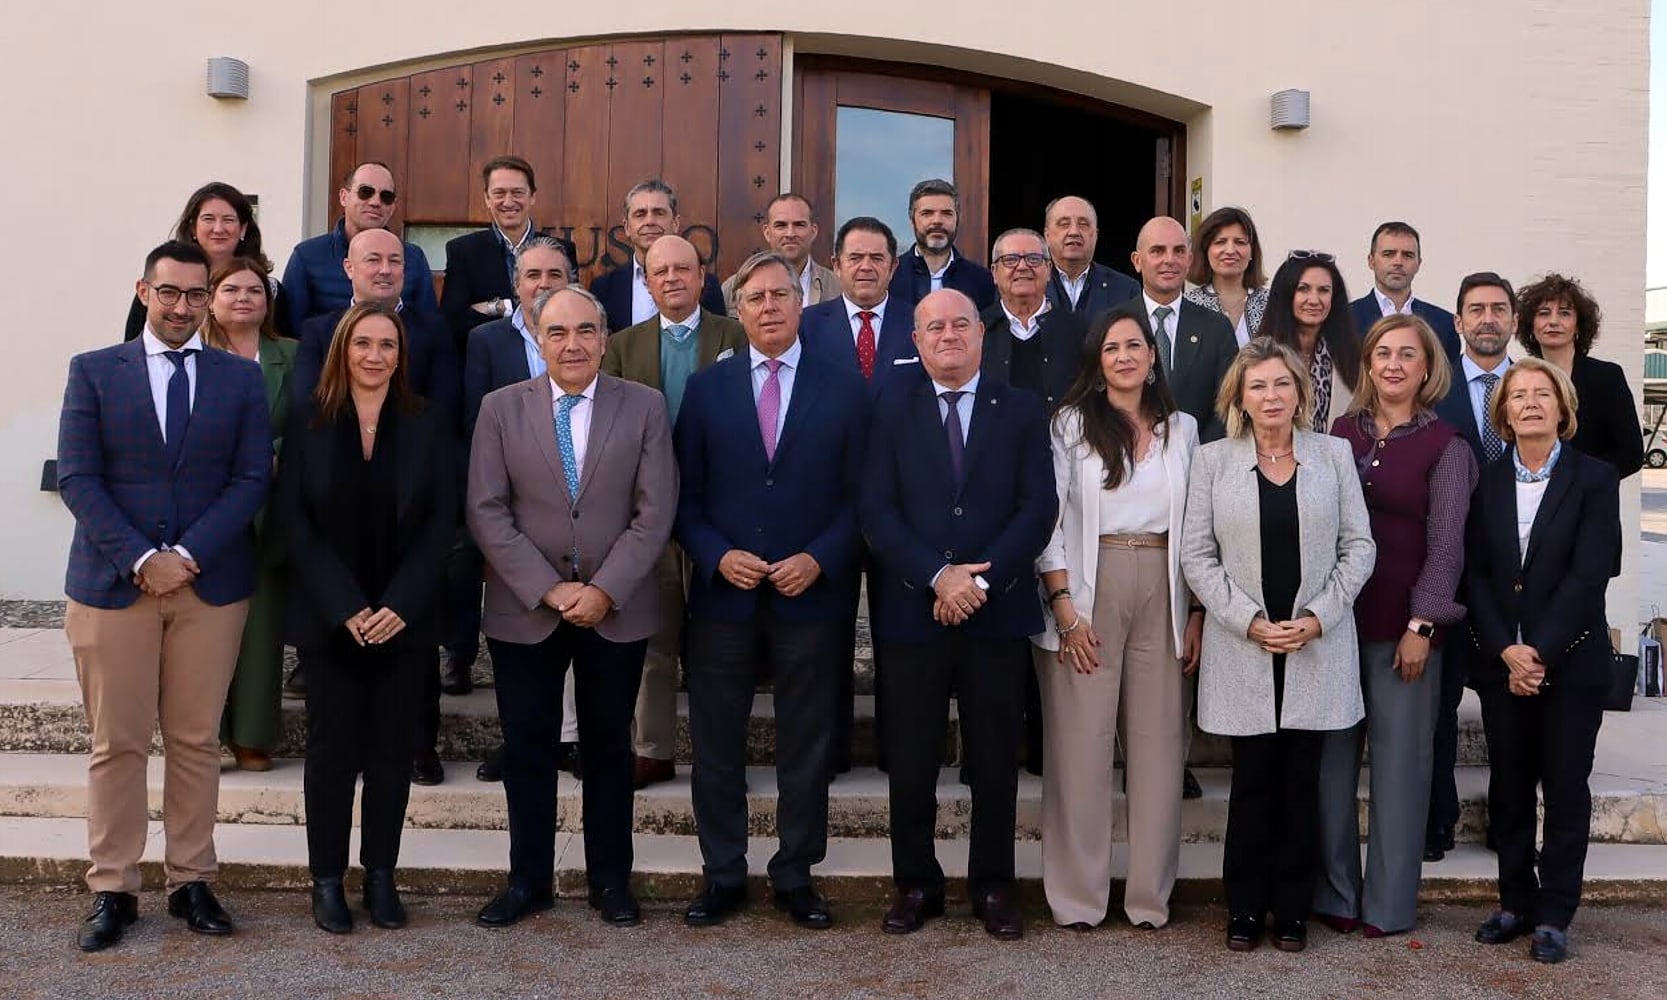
[1477,680,1604,929]
[1427,637,1468,841]
[303,640,426,878]
[880,633,1026,898]
[413,645,441,759]
[446,532,484,669]
[1223,727,1324,922]
[489,625,644,893]
[835,558,888,773]
[687,609,838,891]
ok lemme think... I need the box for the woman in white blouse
[1033,302,1202,931]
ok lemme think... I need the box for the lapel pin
[1189,335,1198,343]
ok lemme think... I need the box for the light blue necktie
[666,323,692,343]
[555,394,581,499]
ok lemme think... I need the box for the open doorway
[987,90,1171,282]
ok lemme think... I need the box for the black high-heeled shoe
[363,869,408,929]
[312,877,353,934]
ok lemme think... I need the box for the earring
[1145,369,1157,385]
[1093,376,1106,390]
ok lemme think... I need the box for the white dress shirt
[511,308,548,379]
[1461,353,1513,437]
[843,296,889,350]
[1142,292,1183,359]
[660,308,702,337]
[919,246,956,293]
[795,260,814,302]
[630,257,656,325]
[930,371,980,445]
[1373,287,1416,318]
[749,337,802,442]
[549,375,598,482]
[135,327,202,573]
[1058,267,1089,309]
[1001,297,1051,341]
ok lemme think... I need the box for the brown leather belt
[1098,532,1167,549]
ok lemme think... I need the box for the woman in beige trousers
[1034,303,1202,930]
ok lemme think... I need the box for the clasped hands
[933,562,991,626]
[1247,613,1322,654]
[1502,643,1547,696]
[344,606,407,646]
[135,551,198,597]
[718,549,822,598]
[541,581,614,628]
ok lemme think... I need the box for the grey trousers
[1313,640,1442,933]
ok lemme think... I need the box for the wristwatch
[1407,619,1435,639]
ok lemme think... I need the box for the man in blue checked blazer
[57,241,271,952]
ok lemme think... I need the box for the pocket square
[715,348,735,361]
[893,356,920,366]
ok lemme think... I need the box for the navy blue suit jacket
[440,228,516,350]
[799,297,922,396]
[888,246,998,314]
[588,263,726,333]
[1434,364,1489,463]
[860,377,1056,643]
[292,307,462,436]
[674,351,870,623]
[1046,263,1141,322]
[1350,293,1460,363]
[464,317,534,443]
[1464,447,1618,692]
[280,220,438,324]
[57,340,271,608]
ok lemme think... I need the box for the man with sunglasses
[281,161,439,324]
[58,240,272,951]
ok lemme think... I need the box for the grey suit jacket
[466,373,678,645]
[1179,430,1376,736]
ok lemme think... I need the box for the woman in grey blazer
[1180,337,1376,953]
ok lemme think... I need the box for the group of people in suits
[62,155,1633,964]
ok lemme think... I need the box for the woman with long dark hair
[124,182,292,340]
[277,302,455,933]
[1033,301,1202,930]
[204,258,298,772]
[1257,253,1361,432]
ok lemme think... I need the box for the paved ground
[0,887,1662,1000]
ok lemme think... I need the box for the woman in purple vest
[1313,314,1478,937]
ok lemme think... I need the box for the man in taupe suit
[721,193,839,315]
[602,235,747,788]
[467,285,677,929]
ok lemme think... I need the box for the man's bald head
[644,234,705,322]
[1130,216,1191,301]
[344,228,405,306]
[913,288,983,387]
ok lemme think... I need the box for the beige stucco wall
[0,1,1649,615]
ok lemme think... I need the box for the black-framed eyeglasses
[145,283,211,308]
[994,252,1050,270]
[1287,250,1334,263]
[355,184,397,206]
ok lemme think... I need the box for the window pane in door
[834,106,954,256]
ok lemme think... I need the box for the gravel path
[1,887,1663,999]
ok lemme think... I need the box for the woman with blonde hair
[1180,337,1375,953]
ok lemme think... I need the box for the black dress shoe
[76,891,137,952]
[588,886,641,927]
[1475,910,1530,945]
[411,752,444,786]
[363,869,407,929]
[1227,914,1263,952]
[1530,925,1568,963]
[1424,826,1455,862]
[557,742,583,780]
[685,883,748,927]
[1271,918,1307,952]
[311,878,352,934]
[475,744,504,783]
[971,889,1024,941]
[882,888,945,935]
[773,886,833,930]
[476,883,554,927]
[167,881,235,935]
[1182,768,1203,800]
[441,661,473,696]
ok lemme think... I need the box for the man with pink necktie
[673,251,870,930]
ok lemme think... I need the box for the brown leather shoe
[971,889,1024,940]
[229,744,272,772]
[632,756,675,789]
[881,888,944,935]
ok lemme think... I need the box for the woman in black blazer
[277,302,456,934]
[1514,273,1643,478]
[1464,357,1619,965]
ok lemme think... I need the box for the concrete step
[2,753,1661,846]
[0,676,1495,768]
[5,815,1666,904]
